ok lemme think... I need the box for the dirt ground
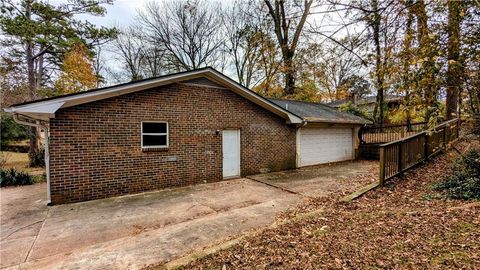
[0,161,375,270]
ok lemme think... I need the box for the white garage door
[298,127,354,167]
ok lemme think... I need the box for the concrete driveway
[249,160,377,198]
[1,179,300,269]
[0,161,376,270]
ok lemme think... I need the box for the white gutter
[13,114,51,205]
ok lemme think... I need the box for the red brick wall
[49,82,296,204]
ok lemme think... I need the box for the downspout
[13,114,51,205]
[296,120,308,168]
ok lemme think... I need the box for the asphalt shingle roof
[326,94,403,107]
[269,98,370,125]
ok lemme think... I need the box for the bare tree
[111,26,146,81]
[111,26,167,81]
[329,0,404,125]
[142,45,165,78]
[300,38,363,102]
[254,31,283,96]
[138,0,225,71]
[224,1,263,88]
[92,47,106,87]
[264,0,314,95]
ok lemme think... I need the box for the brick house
[4,68,369,204]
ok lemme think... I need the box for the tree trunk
[446,0,461,120]
[264,0,313,97]
[371,0,384,126]
[283,53,295,95]
[403,4,414,126]
[25,2,39,156]
[414,0,437,123]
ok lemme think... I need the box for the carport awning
[4,102,65,121]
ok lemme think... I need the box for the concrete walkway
[0,183,48,268]
[0,161,375,269]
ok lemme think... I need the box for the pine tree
[0,0,117,157]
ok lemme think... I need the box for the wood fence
[360,122,428,144]
[379,118,460,185]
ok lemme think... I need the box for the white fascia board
[303,119,370,125]
[287,114,303,124]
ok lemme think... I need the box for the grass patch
[1,151,45,176]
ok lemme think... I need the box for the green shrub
[1,112,29,148]
[33,173,47,184]
[29,147,45,167]
[434,149,480,200]
[0,168,34,187]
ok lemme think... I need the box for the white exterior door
[298,127,354,167]
[222,130,240,178]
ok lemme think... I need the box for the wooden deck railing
[360,122,428,144]
[379,118,460,185]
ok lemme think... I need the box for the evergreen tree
[0,0,117,158]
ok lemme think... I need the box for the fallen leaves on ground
[183,138,480,269]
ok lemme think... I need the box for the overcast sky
[69,0,146,27]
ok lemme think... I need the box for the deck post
[398,141,403,174]
[424,132,429,161]
[442,126,447,150]
[379,147,385,186]
[457,119,460,139]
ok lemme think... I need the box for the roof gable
[181,77,225,88]
[4,68,303,124]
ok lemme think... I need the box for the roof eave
[304,118,370,125]
[5,101,65,121]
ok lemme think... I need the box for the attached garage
[297,127,354,167]
[269,98,370,167]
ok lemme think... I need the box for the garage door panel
[299,128,353,167]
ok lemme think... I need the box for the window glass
[142,135,167,147]
[141,122,168,148]
[143,122,167,133]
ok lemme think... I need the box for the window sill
[142,147,169,152]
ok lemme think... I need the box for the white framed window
[141,121,169,149]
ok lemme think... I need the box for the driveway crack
[1,220,44,241]
[245,177,312,199]
[24,207,50,263]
